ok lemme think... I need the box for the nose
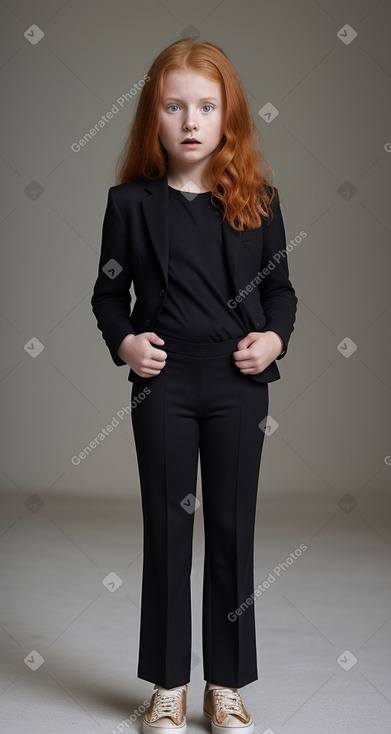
[183,109,198,130]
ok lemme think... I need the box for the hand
[232,331,284,375]
[117,332,167,378]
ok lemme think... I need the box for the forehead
[161,69,222,99]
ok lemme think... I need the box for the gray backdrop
[1,1,390,499]
[1,2,391,732]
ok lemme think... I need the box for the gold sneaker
[203,686,254,734]
[143,684,187,734]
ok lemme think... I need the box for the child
[91,37,297,734]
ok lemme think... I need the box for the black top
[153,185,248,342]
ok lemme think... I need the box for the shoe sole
[203,710,254,734]
[142,717,186,734]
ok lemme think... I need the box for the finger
[233,351,252,363]
[148,332,166,344]
[150,349,167,362]
[236,356,257,369]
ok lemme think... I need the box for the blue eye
[166,103,214,113]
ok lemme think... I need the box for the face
[158,69,225,178]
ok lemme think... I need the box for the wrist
[117,333,136,359]
[266,330,284,355]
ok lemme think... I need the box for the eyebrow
[162,97,219,103]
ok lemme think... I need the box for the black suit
[90,172,297,383]
[91,173,297,689]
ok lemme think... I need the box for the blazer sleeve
[90,187,136,367]
[259,188,298,359]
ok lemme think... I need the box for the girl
[91,37,297,734]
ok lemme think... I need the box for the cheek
[206,116,224,141]
[159,119,176,144]
[158,119,166,138]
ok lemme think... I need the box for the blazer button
[255,321,260,327]
[159,289,165,296]
[144,319,150,326]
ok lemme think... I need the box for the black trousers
[130,333,269,689]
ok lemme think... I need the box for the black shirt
[153,185,247,342]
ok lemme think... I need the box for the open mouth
[181,139,201,145]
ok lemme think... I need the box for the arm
[259,188,298,359]
[90,187,136,366]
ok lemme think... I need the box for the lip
[181,138,201,144]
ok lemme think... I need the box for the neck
[166,160,213,193]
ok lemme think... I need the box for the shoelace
[214,688,244,716]
[153,688,183,718]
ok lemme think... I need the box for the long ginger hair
[115,37,277,231]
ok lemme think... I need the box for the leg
[199,355,269,688]
[131,353,200,689]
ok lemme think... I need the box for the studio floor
[0,489,390,734]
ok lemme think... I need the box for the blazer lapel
[141,172,241,297]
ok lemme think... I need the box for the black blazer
[91,172,297,384]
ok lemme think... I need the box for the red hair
[115,37,277,230]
